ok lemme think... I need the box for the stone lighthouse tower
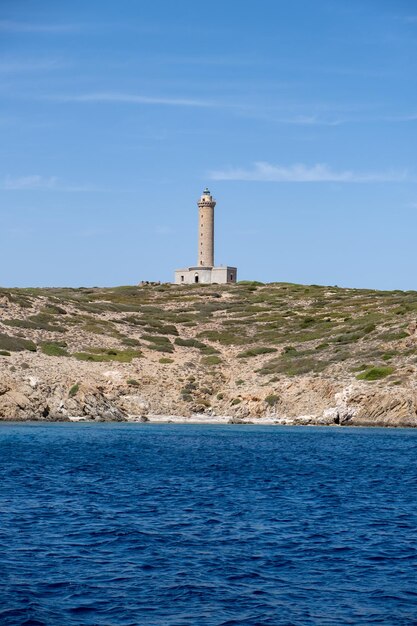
[174,188,237,285]
[198,188,215,267]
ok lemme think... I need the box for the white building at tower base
[175,265,237,285]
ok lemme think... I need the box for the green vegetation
[40,342,69,357]
[42,304,67,315]
[0,350,11,356]
[197,329,247,345]
[142,334,174,353]
[0,333,36,352]
[127,378,139,386]
[259,354,326,377]
[74,348,142,363]
[265,394,279,406]
[356,366,394,381]
[201,355,222,366]
[4,313,66,333]
[2,282,417,384]
[180,391,193,402]
[237,346,277,358]
[68,383,80,398]
[121,337,141,347]
[175,337,207,349]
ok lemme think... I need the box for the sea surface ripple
[1,423,417,625]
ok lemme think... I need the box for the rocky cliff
[1,282,417,426]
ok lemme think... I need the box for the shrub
[143,324,178,336]
[283,346,297,354]
[68,383,80,398]
[159,357,174,364]
[200,345,220,355]
[236,379,245,386]
[83,320,120,337]
[231,398,241,405]
[197,330,247,345]
[183,381,197,391]
[4,313,66,333]
[0,350,10,356]
[42,304,67,315]
[148,344,174,353]
[265,394,279,406]
[175,337,207,349]
[334,323,376,345]
[121,337,141,347]
[237,346,277,358]
[40,342,69,357]
[73,349,142,363]
[201,355,222,366]
[127,378,139,386]
[258,355,326,377]
[142,334,172,345]
[300,316,315,328]
[217,393,224,400]
[357,366,394,381]
[0,333,36,353]
[237,281,264,286]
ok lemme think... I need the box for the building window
[181,275,184,282]
[230,274,234,281]
[194,273,199,283]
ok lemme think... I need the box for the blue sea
[1,424,417,625]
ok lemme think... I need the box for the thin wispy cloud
[43,93,347,121]
[382,113,417,122]
[1,175,104,192]
[209,162,409,183]
[251,113,344,126]
[286,115,343,127]
[0,58,67,73]
[47,92,216,108]
[24,87,413,126]
[0,20,80,33]
[2,175,58,190]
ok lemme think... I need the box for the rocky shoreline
[2,368,417,427]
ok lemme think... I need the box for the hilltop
[1,281,417,426]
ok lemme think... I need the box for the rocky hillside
[1,281,417,426]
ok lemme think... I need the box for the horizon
[1,0,417,290]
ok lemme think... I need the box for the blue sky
[1,0,417,289]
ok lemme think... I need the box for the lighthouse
[198,188,215,268]
[174,188,237,285]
